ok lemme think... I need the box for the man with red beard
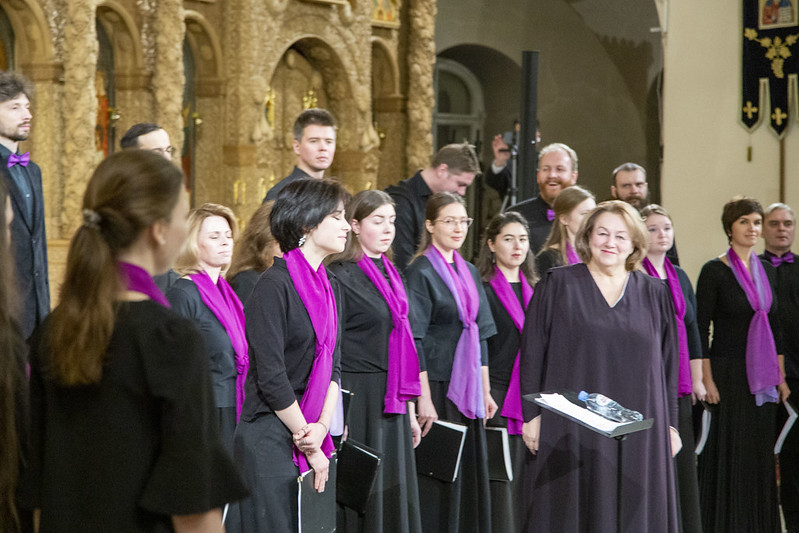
[0,71,49,339]
[506,142,578,254]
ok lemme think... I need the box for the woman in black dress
[405,192,497,533]
[227,200,281,304]
[476,211,537,533]
[535,185,595,275]
[327,189,423,533]
[696,196,790,533]
[640,204,703,533]
[167,203,247,452]
[0,179,28,532]
[520,201,681,533]
[19,150,246,532]
[234,178,350,532]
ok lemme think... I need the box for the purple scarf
[642,257,692,397]
[726,248,781,405]
[425,246,485,419]
[284,248,337,473]
[118,262,170,307]
[565,241,580,265]
[357,255,421,414]
[489,267,533,435]
[190,271,249,421]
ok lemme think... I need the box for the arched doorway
[433,58,485,152]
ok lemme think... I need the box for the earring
[298,235,306,247]
[491,251,496,264]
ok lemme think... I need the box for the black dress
[328,259,422,533]
[166,278,238,450]
[228,269,262,305]
[233,257,342,533]
[483,281,530,533]
[520,265,679,533]
[20,301,247,532]
[696,257,782,533]
[405,255,497,533]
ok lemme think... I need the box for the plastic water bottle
[577,391,643,423]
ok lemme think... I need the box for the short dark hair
[721,196,764,240]
[0,71,32,103]
[293,108,337,141]
[270,178,350,252]
[612,162,647,187]
[431,143,480,175]
[120,123,163,149]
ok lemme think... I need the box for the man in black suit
[0,71,49,338]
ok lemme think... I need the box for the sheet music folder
[524,391,653,439]
[336,438,382,514]
[297,455,337,533]
[415,419,468,482]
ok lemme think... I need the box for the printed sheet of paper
[538,393,623,433]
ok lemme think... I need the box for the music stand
[524,391,653,533]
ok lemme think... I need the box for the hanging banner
[741,0,799,138]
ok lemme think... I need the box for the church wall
[662,1,799,282]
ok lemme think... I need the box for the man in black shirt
[505,143,578,254]
[386,143,480,270]
[762,202,799,533]
[263,108,337,203]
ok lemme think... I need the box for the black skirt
[698,357,779,532]
[485,380,528,533]
[674,394,701,533]
[418,380,491,533]
[338,371,422,533]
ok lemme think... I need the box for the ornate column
[151,0,185,150]
[60,0,98,236]
[404,0,436,171]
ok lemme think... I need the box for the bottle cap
[578,391,588,401]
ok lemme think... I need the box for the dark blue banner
[742,0,798,138]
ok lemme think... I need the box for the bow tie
[768,251,794,267]
[7,152,30,168]
[546,209,555,222]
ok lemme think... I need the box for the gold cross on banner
[742,100,758,119]
[772,107,788,126]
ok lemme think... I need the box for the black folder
[485,426,513,482]
[415,420,468,483]
[336,438,383,514]
[297,455,337,533]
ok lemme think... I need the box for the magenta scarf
[425,246,485,419]
[489,266,533,435]
[190,271,249,421]
[726,248,781,405]
[565,241,580,265]
[118,262,170,307]
[284,248,337,473]
[357,255,421,414]
[642,257,692,397]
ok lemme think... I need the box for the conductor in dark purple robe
[519,201,681,533]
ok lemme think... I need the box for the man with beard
[611,162,649,210]
[612,162,680,265]
[0,71,49,338]
[506,142,578,254]
[263,108,337,203]
[761,203,799,533]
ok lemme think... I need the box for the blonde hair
[574,200,648,271]
[174,203,238,276]
[542,185,595,264]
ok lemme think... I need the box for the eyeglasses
[434,217,473,228]
[151,146,176,155]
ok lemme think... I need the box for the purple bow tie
[769,252,794,267]
[7,152,30,168]
[546,209,555,222]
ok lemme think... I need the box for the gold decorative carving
[151,0,185,150]
[405,0,436,171]
[744,28,799,79]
